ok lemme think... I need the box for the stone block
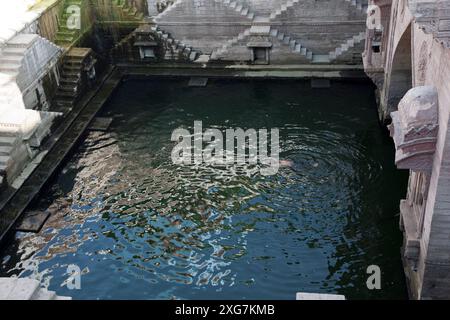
[296,292,346,300]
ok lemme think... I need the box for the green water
[0,79,408,299]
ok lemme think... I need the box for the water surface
[0,79,408,299]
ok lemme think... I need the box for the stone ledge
[0,278,71,300]
[296,292,346,300]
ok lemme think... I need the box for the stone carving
[388,86,439,171]
[417,41,428,86]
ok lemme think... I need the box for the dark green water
[0,79,408,299]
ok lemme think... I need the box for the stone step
[56,90,78,98]
[270,0,300,19]
[0,145,13,156]
[1,47,28,57]
[0,278,40,300]
[0,127,21,137]
[312,54,331,63]
[62,70,82,78]
[330,31,366,60]
[194,54,210,64]
[54,295,72,300]
[60,77,81,86]
[0,136,17,147]
[0,155,10,165]
[4,35,37,49]
[57,30,78,37]
[63,64,83,72]
[0,55,23,64]
[59,85,78,93]
[0,63,22,72]
[31,289,56,300]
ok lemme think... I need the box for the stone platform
[0,278,71,300]
[296,292,346,300]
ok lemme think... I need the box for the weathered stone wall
[155,0,368,64]
[34,1,64,43]
[0,0,150,190]
[419,32,450,300]
[364,0,450,299]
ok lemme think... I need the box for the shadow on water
[0,78,409,299]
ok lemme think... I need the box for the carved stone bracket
[388,86,439,171]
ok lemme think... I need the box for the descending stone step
[270,0,301,20]
[1,47,28,57]
[344,0,368,15]
[312,54,331,64]
[0,137,17,147]
[211,28,251,59]
[269,28,314,61]
[52,47,94,114]
[214,0,255,21]
[152,25,203,62]
[56,0,142,46]
[32,289,56,300]
[154,0,183,22]
[329,31,366,61]
[194,54,211,64]
[0,146,13,156]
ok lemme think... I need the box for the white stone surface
[0,1,40,45]
[0,21,62,186]
[0,278,71,300]
[156,0,367,63]
[366,0,450,299]
[296,292,346,300]
[398,86,439,133]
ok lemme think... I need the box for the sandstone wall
[364,0,450,299]
[155,0,368,64]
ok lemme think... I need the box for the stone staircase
[270,28,313,61]
[0,45,27,78]
[269,0,300,20]
[344,0,368,15]
[0,135,20,188]
[0,40,35,186]
[0,278,71,300]
[329,31,366,61]
[112,0,145,22]
[151,25,201,61]
[56,0,144,46]
[154,0,183,21]
[52,48,91,115]
[215,0,255,20]
[154,0,366,64]
[55,0,83,46]
[153,0,202,61]
[211,28,251,59]
[0,33,63,187]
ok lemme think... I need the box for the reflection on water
[0,79,408,299]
